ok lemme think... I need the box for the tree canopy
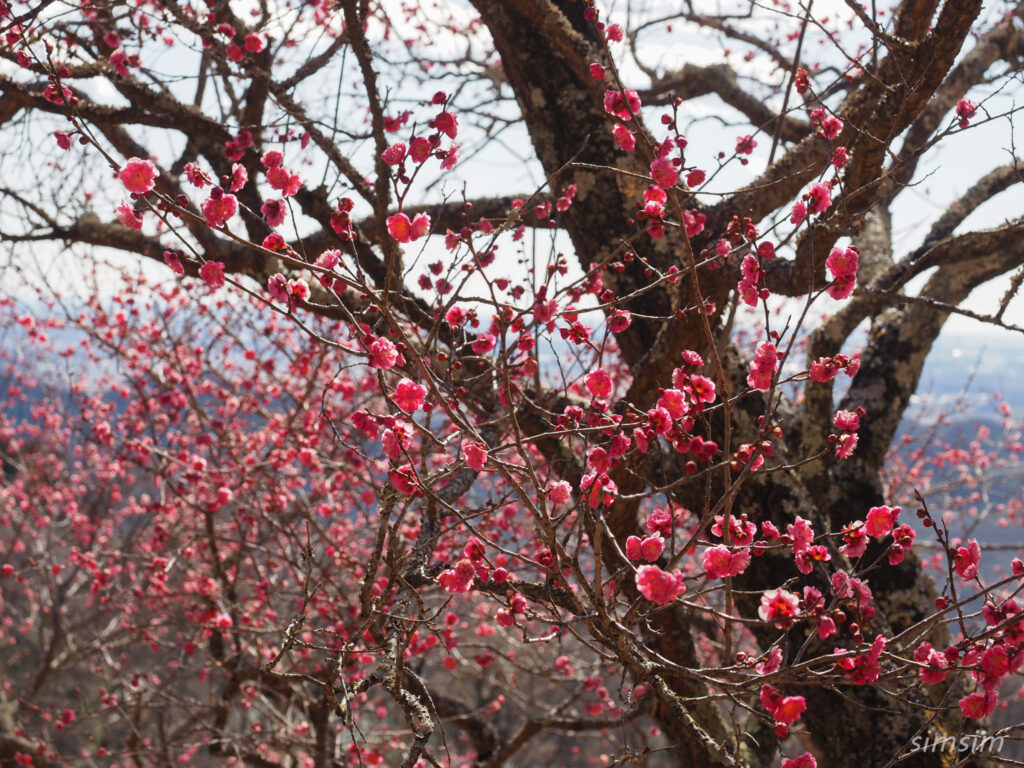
[2,1,1024,767]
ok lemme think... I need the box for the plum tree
[2,0,1024,767]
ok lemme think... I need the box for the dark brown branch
[842,234,1024,470]
[883,7,1024,204]
[912,163,1024,251]
[641,63,809,144]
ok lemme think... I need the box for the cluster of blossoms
[809,107,844,140]
[116,157,159,228]
[738,251,766,306]
[742,502,933,654]
[702,544,751,579]
[788,516,831,575]
[939,590,1024,719]
[832,407,862,459]
[598,84,711,240]
[120,145,299,235]
[835,633,887,686]
[223,128,253,160]
[201,187,238,228]
[790,181,833,226]
[721,214,774,307]
[329,197,356,240]
[438,537,494,593]
[825,245,859,300]
[759,684,806,737]
[261,150,302,197]
[809,352,860,383]
[634,563,686,605]
[377,99,465,245]
[381,94,461,187]
[209,21,265,64]
[747,341,779,391]
[626,533,665,562]
[643,142,687,238]
[569,352,723,509]
[956,98,978,128]
[183,161,246,193]
[386,211,431,243]
[266,269,311,309]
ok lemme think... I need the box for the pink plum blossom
[758,588,800,628]
[547,481,572,505]
[462,442,488,471]
[625,534,664,562]
[198,261,226,289]
[954,539,981,579]
[650,158,678,188]
[864,505,899,538]
[368,337,400,370]
[959,690,997,719]
[119,157,159,195]
[702,545,751,579]
[635,565,686,605]
[393,378,428,412]
[201,191,238,227]
[747,342,778,391]
[116,202,143,230]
